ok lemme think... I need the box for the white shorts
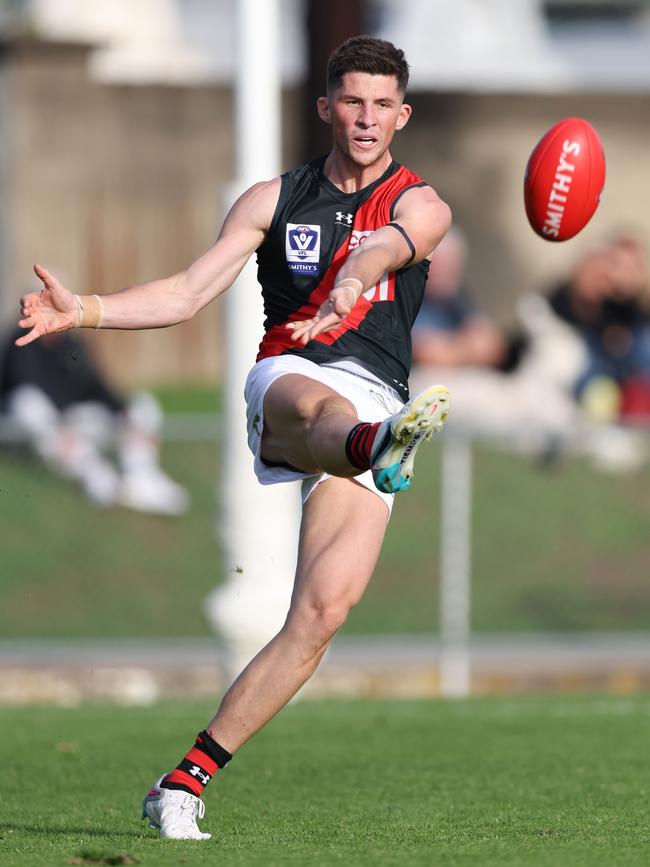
[244,355,404,513]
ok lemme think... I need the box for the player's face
[318,72,411,169]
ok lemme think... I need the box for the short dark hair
[326,35,410,94]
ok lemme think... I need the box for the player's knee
[317,601,351,638]
[293,593,355,642]
[310,394,356,429]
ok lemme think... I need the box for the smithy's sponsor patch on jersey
[286,223,321,274]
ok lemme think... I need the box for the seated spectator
[412,226,508,369]
[510,238,649,471]
[546,235,650,425]
[410,231,649,473]
[410,226,578,455]
[0,327,189,514]
[612,235,650,421]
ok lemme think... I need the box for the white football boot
[142,775,211,840]
[371,384,450,493]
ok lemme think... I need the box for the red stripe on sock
[353,432,369,466]
[186,747,218,776]
[359,425,373,456]
[347,422,380,470]
[165,769,203,797]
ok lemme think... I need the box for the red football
[524,117,606,242]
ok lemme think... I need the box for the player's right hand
[286,284,358,345]
[15,264,78,346]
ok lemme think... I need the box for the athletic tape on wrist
[75,294,104,329]
[74,294,83,327]
[334,276,364,300]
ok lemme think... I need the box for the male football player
[18,35,451,840]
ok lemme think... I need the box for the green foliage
[1,696,650,865]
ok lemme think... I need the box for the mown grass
[2,696,650,866]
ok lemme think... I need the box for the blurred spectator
[546,234,650,424]
[410,226,580,457]
[411,230,650,472]
[512,237,650,472]
[0,327,189,514]
[412,226,508,369]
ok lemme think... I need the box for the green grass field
[2,384,650,638]
[2,695,650,866]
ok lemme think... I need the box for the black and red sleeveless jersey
[255,156,431,400]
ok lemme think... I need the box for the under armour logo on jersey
[189,766,211,786]
[335,211,354,226]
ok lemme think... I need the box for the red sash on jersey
[257,165,423,361]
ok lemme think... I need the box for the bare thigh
[261,373,359,474]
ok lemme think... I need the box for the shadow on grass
[0,822,145,840]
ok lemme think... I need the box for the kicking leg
[260,373,362,476]
[262,373,450,492]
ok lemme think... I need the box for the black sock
[345,421,381,470]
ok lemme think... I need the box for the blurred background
[1,0,650,704]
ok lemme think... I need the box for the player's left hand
[286,284,358,344]
[16,264,78,346]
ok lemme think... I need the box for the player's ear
[317,96,331,124]
[395,102,412,131]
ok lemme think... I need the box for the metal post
[206,0,301,680]
[234,0,281,182]
[439,436,473,697]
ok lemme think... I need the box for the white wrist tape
[334,277,364,300]
[74,295,83,327]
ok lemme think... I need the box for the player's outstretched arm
[287,185,451,344]
[17,179,280,347]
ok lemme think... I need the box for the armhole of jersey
[396,255,430,277]
[267,173,292,237]
[389,181,429,221]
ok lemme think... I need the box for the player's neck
[323,149,393,194]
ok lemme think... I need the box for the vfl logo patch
[286,223,321,275]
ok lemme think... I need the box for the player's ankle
[344,421,382,470]
[160,730,233,797]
